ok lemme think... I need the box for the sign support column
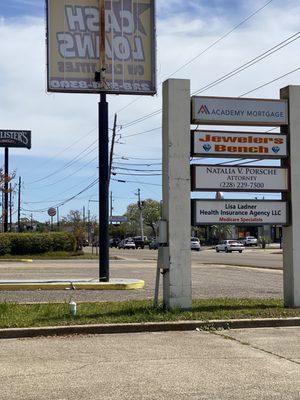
[4,148,9,232]
[280,85,300,307]
[162,79,192,309]
[99,92,109,282]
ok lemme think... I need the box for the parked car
[109,238,120,248]
[82,239,89,247]
[191,237,201,251]
[239,236,258,246]
[133,236,145,249]
[118,238,136,250]
[149,239,158,250]
[215,240,245,253]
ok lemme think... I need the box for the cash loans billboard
[46,0,156,95]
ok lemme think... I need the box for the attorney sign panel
[46,0,156,95]
[191,96,288,126]
[191,165,288,192]
[192,200,288,226]
[191,130,287,158]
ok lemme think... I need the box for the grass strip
[0,298,299,329]
[0,251,99,260]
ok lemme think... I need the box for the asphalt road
[0,247,283,303]
[108,247,283,269]
[1,327,299,399]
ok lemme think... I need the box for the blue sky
[0,0,300,223]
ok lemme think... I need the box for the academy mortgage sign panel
[191,96,288,126]
[46,0,156,95]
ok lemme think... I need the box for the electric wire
[114,0,275,116]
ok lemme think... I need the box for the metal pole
[57,207,59,229]
[17,177,21,232]
[99,92,109,282]
[137,188,144,240]
[4,148,9,232]
[9,183,12,231]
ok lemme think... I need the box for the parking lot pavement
[0,259,283,303]
[0,327,299,399]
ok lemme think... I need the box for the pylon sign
[190,95,289,227]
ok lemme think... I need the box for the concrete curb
[0,259,33,263]
[0,279,145,291]
[1,317,300,340]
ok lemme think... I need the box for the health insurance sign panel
[192,200,288,226]
[46,0,156,95]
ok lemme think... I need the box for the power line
[27,140,98,184]
[111,178,162,187]
[240,66,300,97]
[114,0,275,116]
[192,31,300,95]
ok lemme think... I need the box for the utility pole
[137,188,144,240]
[17,177,21,232]
[109,114,117,184]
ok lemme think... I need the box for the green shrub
[0,232,76,255]
[0,235,11,255]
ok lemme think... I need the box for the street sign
[191,130,287,158]
[191,165,288,192]
[48,207,57,217]
[46,0,156,95]
[191,96,288,126]
[109,216,128,223]
[192,200,288,226]
[0,130,31,149]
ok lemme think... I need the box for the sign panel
[46,0,156,95]
[191,165,288,192]
[191,96,288,126]
[0,130,31,149]
[191,130,287,159]
[48,207,57,217]
[109,216,128,223]
[192,200,288,226]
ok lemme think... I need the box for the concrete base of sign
[162,79,192,310]
[281,85,300,307]
[0,279,145,291]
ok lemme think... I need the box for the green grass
[0,298,299,329]
[0,251,99,260]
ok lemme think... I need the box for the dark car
[149,239,158,250]
[133,236,145,249]
[109,238,120,248]
[82,239,89,247]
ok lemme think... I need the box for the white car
[240,236,258,246]
[118,239,136,250]
[191,237,201,251]
[215,240,245,253]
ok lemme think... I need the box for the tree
[125,199,161,237]
[61,210,86,250]
[210,225,234,241]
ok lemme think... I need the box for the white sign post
[161,79,192,310]
[280,86,300,307]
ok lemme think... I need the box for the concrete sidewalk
[0,327,299,399]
